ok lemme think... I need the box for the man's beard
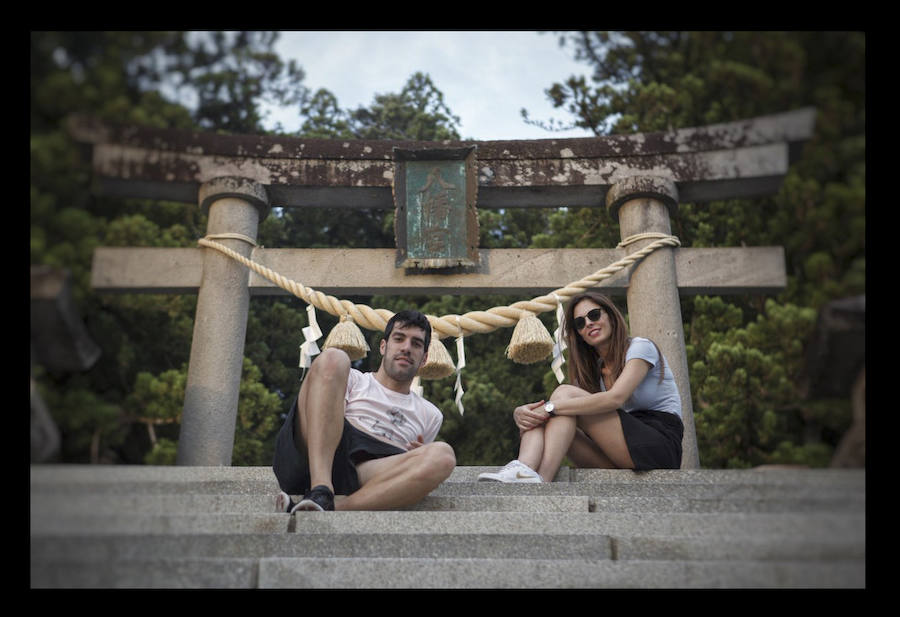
[384,354,419,382]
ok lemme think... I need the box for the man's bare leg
[336,441,456,510]
[295,348,351,494]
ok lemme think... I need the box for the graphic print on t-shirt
[367,407,408,445]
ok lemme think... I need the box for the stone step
[459,466,866,486]
[430,483,864,512]
[30,464,866,487]
[30,487,863,515]
[33,556,865,589]
[31,532,614,562]
[30,529,863,563]
[30,510,865,540]
[30,492,592,514]
[33,556,863,589]
[32,558,259,589]
[29,464,865,504]
[256,557,865,589]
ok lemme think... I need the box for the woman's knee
[550,384,591,402]
[546,414,576,435]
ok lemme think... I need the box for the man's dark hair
[384,309,432,351]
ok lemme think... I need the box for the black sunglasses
[573,308,605,331]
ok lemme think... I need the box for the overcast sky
[264,31,596,141]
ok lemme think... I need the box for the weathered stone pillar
[606,176,700,469]
[176,177,269,466]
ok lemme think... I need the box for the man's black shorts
[272,395,407,496]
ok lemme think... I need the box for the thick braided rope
[197,234,680,339]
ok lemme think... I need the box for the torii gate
[69,108,816,470]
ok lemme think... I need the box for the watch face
[545,402,555,414]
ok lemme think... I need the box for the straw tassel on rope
[506,309,555,364]
[322,313,369,361]
[417,336,455,380]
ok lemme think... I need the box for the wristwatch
[544,402,556,417]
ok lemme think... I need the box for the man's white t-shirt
[344,369,444,450]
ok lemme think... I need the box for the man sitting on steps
[273,309,456,512]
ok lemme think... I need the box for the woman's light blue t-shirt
[599,337,682,417]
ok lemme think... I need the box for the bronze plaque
[393,146,479,269]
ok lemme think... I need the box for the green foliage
[124,358,282,465]
[231,358,283,466]
[689,299,818,467]
[298,89,355,139]
[144,439,178,465]
[348,72,462,141]
[37,373,125,463]
[128,367,187,423]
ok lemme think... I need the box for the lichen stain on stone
[196,156,273,184]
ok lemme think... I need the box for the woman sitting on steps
[478,291,684,483]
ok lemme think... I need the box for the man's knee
[295,349,351,440]
[420,441,456,482]
[309,348,351,381]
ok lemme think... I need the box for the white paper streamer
[454,318,466,415]
[550,293,568,383]
[298,304,323,369]
[410,375,424,397]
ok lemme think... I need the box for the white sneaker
[477,460,543,483]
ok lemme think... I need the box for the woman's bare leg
[535,415,577,482]
[537,384,635,472]
[518,385,587,481]
[574,412,635,469]
[567,428,617,468]
[516,426,545,472]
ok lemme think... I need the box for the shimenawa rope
[197,233,679,341]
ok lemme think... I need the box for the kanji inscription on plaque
[393,146,479,269]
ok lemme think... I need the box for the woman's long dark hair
[563,291,664,392]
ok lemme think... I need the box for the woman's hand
[513,400,550,432]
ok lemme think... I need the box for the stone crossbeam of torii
[69,108,816,469]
